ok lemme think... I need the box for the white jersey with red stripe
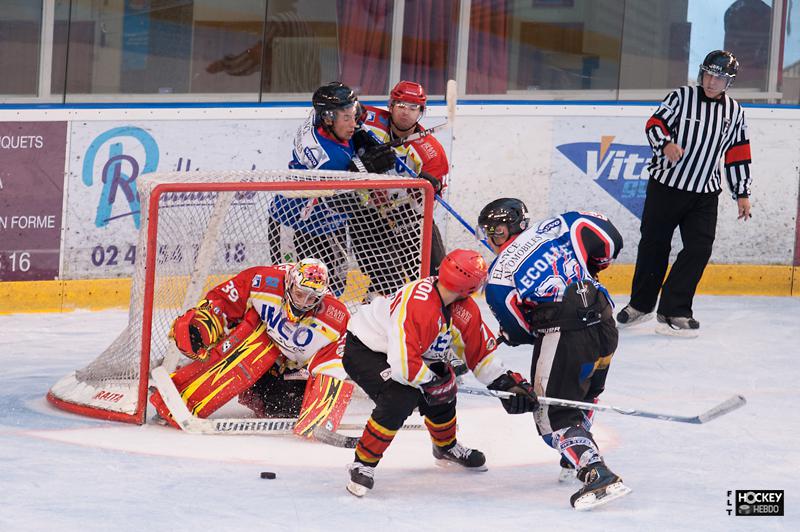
[347,277,505,388]
[199,264,349,378]
[361,106,450,188]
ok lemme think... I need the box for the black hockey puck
[260,471,276,479]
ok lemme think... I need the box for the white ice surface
[0,295,797,531]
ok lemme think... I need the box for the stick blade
[696,395,747,424]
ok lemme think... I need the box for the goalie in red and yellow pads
[149,258,353,439]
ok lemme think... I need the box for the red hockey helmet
[438,249,488,297]
[390,80,427,108]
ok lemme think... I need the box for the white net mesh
[49,169,431,420]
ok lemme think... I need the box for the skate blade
[558,467,578,483]
[434,458,488,472]
[655,323,699,338]
[616,313,653,329]
[346,481,370,497]
[573,482,632,511]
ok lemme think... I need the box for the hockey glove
[418,171,443,195]
[420,362,457,406]
[487,371,538,414]
[169,300,224,359]
[356,142,396,174]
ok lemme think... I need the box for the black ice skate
[432,442,488,472]
[346,462,375,497]
[615,305,653,328]
[570,462,631,510]
[655,314,700,338]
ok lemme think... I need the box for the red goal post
[47,169,434,424]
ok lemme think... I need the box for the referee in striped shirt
[617,50,752,337]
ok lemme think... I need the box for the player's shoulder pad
[315,295,349,329]
[449,296,481,328]
[562,210,608,224]
[245,265,286,291]
[362,105,390,126]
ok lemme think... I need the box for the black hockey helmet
[312,82,358,124]
[478,198,530,239]
[697,50,738,88]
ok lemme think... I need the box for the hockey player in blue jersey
[478,197,631,511]
[269,82,395,294]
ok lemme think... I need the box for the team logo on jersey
[536,218,561,234]
[252,275,262,288]
[303,146,319,167]
[557,135,652,219]
[325,304,346,323]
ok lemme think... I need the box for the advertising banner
[0,121,67,281]
[62,114,453,279]
[550,115,797,264]
[62,119,299,278]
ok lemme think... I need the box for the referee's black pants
[629,179,719,318]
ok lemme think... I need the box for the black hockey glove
[420,362,457,406]
[356,142,396,174]
[487,371,538,414]
[418,171,443,195]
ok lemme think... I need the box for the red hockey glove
[169,300,224,359]
[488,371,538,414]
[420,362,457,406]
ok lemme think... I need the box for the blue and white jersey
[485,211,623,345]
[269,111,354,235]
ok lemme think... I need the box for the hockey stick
[150,367,422,438]
[388,121,449,148]
[458,386,746,425]
[360,90,493,252]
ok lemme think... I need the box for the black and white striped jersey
[645,85,752,198]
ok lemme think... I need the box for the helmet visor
[477,222,510,246]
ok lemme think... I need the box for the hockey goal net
[48,169,433,424]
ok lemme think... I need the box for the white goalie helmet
[284,258,329,322]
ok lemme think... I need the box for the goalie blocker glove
[420,362,457,405]
[487,370,538,414]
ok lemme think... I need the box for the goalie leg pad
[164,308,281,419]
[294,373,354,438]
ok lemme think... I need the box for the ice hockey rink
[0,295,796,531]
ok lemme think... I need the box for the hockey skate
[570,463,631,510]
[346,462,375,497]
[432,442,488,472]
[558,456,578,483]
[655,314,699,338]
[615,305,653,328]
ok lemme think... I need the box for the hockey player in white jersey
[478,197,630,510]
[341,249,538,497]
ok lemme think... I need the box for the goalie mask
[438,249,488,298]
[284,259,329,322]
